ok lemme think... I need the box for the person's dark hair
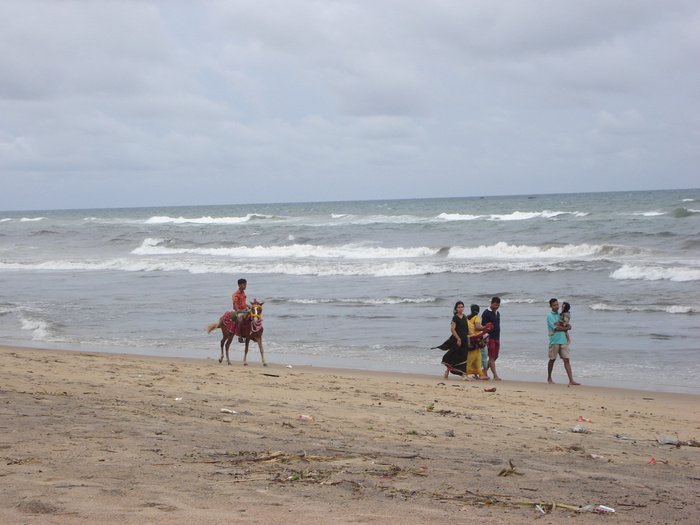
[491,296,501,304]
[237,278,247,285]
[467,304,479,319]
[549,298,558,306]
[561,301,570,313]
[453,301,464,314]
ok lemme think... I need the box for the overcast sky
[1,1,698,211]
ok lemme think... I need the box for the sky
[1,0,698,211]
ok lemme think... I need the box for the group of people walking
[438,296,579,385]
[437,297,502,381]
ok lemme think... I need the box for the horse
[207,300,266,366]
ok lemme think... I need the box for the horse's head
[250,300,264,321]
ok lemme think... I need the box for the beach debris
[647,458,669,465]
[220,408,238,414]
[657,434,680,445]
[174,397,182,401]
[262,373,279,377]
[535,504,546,515]
[286,365,293,368]
[590,454,605,459]
[498,460,524,477]
[483,386,497,392]
[615,434,630,440]
[426,403,435,412]
[578,416,592,422]
[445,430,455,437]
[298,414,315,420]
[579,504,616,514]
[572,425,588,433]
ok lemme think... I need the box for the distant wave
[244,210,590,227]
[288,297,437,305]
[430,210,588,222]
[0,257,578,277]
[132,238,439,259]
[486,210,588,221]
[631,211,666,217]
[448,241,640,259]
[672,208,700,218]
[436,213,484,221]
[20,217,46,222]
[591,302,699,314]
[610,264,700,282]
[145,213,274,225]
[132,238,639,261]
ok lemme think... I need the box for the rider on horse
[232,278,250,342]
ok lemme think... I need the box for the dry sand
[1,345,698,524]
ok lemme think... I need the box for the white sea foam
[487,210,587,221]
[20,217,46,222]
[19,315,52,340]
[132,238,635,262]
[631,211,665,217]
[449,241,608,259]
[436,213,484,221]
[289,297,437,305]
[437,210,587,222]
[132,238,439,259]
[610,264,700,282]
[0,256,568,277]
[145,214,273,225]
[590,302,699,314]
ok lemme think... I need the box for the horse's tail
[206,321,221,334]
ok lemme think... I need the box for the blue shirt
[481,308,500,339]
[548,310,567,346]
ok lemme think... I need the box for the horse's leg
[243,338,250,366]
[225,333,233,365]
[257,336,266,366]
[219,329,226,364]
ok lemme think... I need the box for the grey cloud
[0,0,697,210]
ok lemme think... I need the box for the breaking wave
[610,264,700,282]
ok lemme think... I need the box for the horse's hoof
[263,362,267,367]
[218,358,223,363]
[243,362,248,366]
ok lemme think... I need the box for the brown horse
[207,300,266,366]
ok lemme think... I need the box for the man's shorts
[487,338,500,360]
[548,344,570,360]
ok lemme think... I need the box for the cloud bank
[1,0,698,210]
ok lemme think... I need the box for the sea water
[1,190,698,394]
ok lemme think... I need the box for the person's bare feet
[493,376,502,381]
[569,381,581,385]
[547,378,555,384]
[443,369,449,380]
[478,375,490,381]
[462,375,474,381]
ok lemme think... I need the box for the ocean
[1,189,699,394]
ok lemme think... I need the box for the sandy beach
[1,346,698,524]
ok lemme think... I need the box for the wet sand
[1,346,698,524]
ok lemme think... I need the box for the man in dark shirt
[481,297,501,380]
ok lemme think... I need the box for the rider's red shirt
[232,289,248,310]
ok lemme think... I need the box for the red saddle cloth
[223,312,238,334]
